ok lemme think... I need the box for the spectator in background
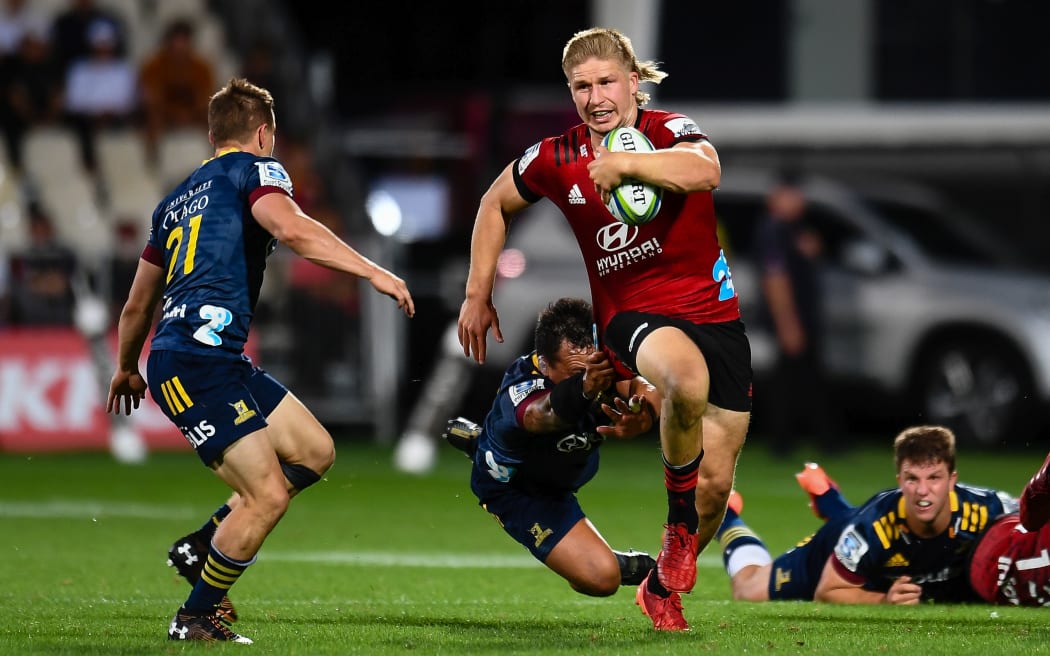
[754,172,835,456]
[63,17,138,171]
[240,37,283,99]
[9,203,77,326]
[139,18,215,162]
[0,30,64,170]
[0,0,49,60]
[49,0,125,74]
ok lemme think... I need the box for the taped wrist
[549,372,592,422]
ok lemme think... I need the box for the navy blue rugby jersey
[144,150,292,359]
[475,352,603,495]
[830,482,1017,602]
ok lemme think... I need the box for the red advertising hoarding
[0,328,190,453]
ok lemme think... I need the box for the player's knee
[663,380,707,430]
[564,554,621,597]
[245,482,291,527]
[731,567,771,602]
[571,571,620,597]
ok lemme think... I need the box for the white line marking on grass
[260,550,725,569]
[0,499,196,520]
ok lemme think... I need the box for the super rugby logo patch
[256,161,293,193]
[509,379,544,406]
[835,525,869,572]
[517,142,541,175]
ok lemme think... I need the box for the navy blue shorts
[603,314,752,412]
[470,468,586,563]
[767,515,850,600]
[146,350,288,466]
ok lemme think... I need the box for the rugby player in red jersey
[457,27,751,631]
[971,452,1050,606]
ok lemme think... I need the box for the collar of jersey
[205,147,242,164]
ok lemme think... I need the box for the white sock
[725,544,772,578]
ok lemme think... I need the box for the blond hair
[562,27,667,106]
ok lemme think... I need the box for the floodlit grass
[1,434,1048,655]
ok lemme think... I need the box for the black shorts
[603,313,752,412]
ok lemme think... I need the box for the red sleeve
[514,390,551,426]
[831,555,868,585]
[248,185,290,205]
[141,243,163,267]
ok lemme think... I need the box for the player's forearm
[114,306,153,373]
[282,218,381,280]
[629,144,720,194]
[464,203,509,300]
[814,585,886,604]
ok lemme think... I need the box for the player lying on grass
[443,298,660,601]
[716,425,1017,604]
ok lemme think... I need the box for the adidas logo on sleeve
[568,184,586,205]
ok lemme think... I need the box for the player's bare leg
[544,519,623,597]
[634,327,705,594]
[263,392,337,492]
[169,430,288,643]
[695,405,749,553]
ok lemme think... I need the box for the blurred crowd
[0,0,357,362]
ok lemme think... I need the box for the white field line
[261,551,724,569]
[0,499,724,569]
[0,499,197,520]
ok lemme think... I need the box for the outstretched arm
[252,193,415,317]
[458,164,532,364]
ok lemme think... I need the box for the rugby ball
[601,127,662,226]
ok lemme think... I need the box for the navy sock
[814,489,852,522]
[196,505,231,541]
[183,544,254,614]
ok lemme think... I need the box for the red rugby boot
[636,572,689,631]
[655,522,699,593]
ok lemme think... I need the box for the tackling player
[970,451,1050,606]
[107,78,414,643]
[457,27,751,632]
[446,298,660,606]
[716,425,1016,604]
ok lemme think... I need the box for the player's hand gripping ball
[601,126,663,226]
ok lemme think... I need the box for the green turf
[1,435,1048,655]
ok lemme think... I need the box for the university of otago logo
[230,400,257,426]
[529,523,553,548]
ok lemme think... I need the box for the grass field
[2,434,1049,655]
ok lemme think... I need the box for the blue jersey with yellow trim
[473,352,603,495]
[147,150,292,359]
[831,482,1016,602]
